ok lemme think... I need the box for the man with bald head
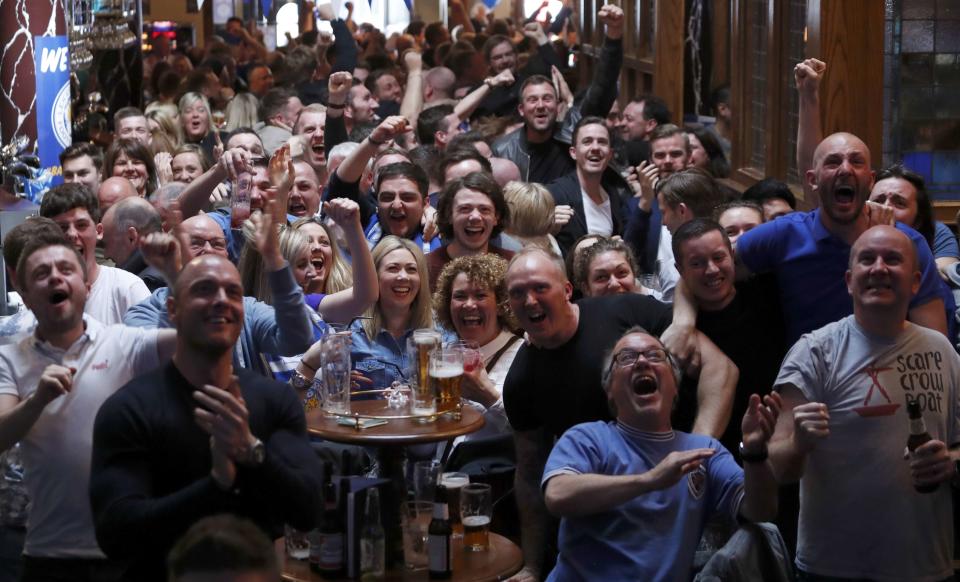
[768,225,960,581]
[501,247,738,582]
[101,197,165,291]
[98,177,139,215]
[732,132,951,345]
[423,67,455,103]
[92,253,322,581]
[123,210,312,377]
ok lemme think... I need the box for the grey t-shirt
[776,315,960,581]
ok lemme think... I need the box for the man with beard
[40,184,150,325]
[542,328,780,581]
[0,239,175,581]
[426,172,513,289]
[502,248,737,582]
[733,132,950,344]
[547,117,633,257]
[768,226,960,580]
[91,253,322,581]
[491,5,624,185]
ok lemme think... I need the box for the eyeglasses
[612,348,668,368]
[188,237,228,252]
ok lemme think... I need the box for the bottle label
[318,532,344,569]
[428,534,450,571]
[910,419,926,434]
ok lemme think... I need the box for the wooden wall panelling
[654,0,685,124]
[805,0,885,163]
[711,0,731,92]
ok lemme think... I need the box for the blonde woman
[177,91,225,160]
[224,92,260,132]
[502,180,563,255]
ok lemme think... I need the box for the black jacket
[546,169,633,257]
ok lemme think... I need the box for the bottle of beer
[315,467,345,577]
[907,399,938,493]
[360,488,385,580]
[429,485,452,579]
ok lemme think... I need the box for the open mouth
[835,185,856,204]
[288,201,307,215]
[631,374,658,395]
[460,314,483,328]
[392,286,411,298]
[49,290,69,305]
[527,311,546,324]
[463,226,485,237]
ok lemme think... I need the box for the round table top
[281,533,523,582]
[306,400,485,445]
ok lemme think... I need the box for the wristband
[326,102,345,110]
[368,135,386,146]
[739,442,768,463]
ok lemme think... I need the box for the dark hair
[630,95,671,125]
[436,171,509,240]
[571,116,610,146]
[656,168,724,219]
[16,240,87,291]
[447,130,490,153]
[482,35,514,64]
[40,182,102,223]
[376,162,429,199]
[649,123,688,146]
[713,200,764,222]
[227,127,264,147]
[519,74,555,99]
[572,237,639,295]
[102,138,159,194]
[876,163,935,248]
[671,218,732,264]
[685,126,730,178]
[167,514,278,580]
[258,87,298,122]
[406,21,426,37]
[59,142,104,170]
[407,145,441,185]
[184,66,216,95]
[741,178,797,210]
[3,217,66,276]
[711,85,731,112]
[424,22,448,46]
[417,104,456,146]
[364,69,399,99]
[439,146,493,182]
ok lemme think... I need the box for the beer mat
[336,417,389,429]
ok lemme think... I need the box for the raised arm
[177,148,252,219]
[577,5,624,118]
[324,71,353,157]
[336,116,408,184]
[689,332,737,438]
[400,51,424,128]
[738,393,782,523]
[796,58,826,199]
[455,69,515,122]
[315,198,379,324]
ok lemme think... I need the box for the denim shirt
[348,320,454,398]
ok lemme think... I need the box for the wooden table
[281,533,523,582]
[306,399,485,446]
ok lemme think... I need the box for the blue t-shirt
[208,208,302,263]
[933,221,959,261]
[542,422,744,582]
[737,209,953,345]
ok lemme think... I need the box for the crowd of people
[0,1,958,581]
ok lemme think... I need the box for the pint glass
[461,483,492,551]
[409,330,442,415]
[440,472,469,537]
[430,348,463,419]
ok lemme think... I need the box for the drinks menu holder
[340,476,396,578]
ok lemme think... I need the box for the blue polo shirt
[737,208,953,346]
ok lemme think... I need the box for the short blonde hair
[291,217,353,294]
[503,181,555,238]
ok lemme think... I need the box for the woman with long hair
[178,91,226,160]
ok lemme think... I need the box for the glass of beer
[430,347,463,419]
[440,472,469,538]
[461,483,492,551]
[320,333,351,414]
[409,330,441,417]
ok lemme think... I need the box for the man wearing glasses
[541,328,781,581]
[123,213,312,377]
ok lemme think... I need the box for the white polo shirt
[0,316,161,558]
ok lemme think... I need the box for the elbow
[542,483,567,517]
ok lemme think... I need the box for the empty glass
[321,333,351,414]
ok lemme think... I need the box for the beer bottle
[907,399,938,493]
[315,467,345,577]
[429,485,452,579]
[360,488,385,580]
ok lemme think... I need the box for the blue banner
[482,0,499,8]
[33,35,71,189]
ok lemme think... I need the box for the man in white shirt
[0,239,175,581]
[40,183,150,325]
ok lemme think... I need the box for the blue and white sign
[33,35,72,188]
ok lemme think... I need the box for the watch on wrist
[290,370,311,390]
[246,438,266,466]
[739,441,768,463]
